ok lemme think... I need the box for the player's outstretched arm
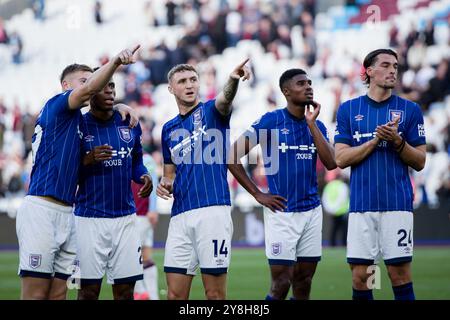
[335,138,379,168]
[228,135,286,212]
[215,58,251,116]
[68,44,140,110]
[156,164,176,200]
[305,101,337,170]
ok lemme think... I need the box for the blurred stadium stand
[0,0,448,248]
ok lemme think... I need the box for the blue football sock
[393,282,415,300]
[352,288,374,300]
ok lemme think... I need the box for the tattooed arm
[215,58,251,116]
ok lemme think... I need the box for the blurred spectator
[9,32,23,64]
[12,102,22,132]
[322,174,349,247]
[146,44,171,86]
[31,0,45,21]
[166,0,177,26]
[0,18,9,44]
[0,101,5,151]
[209,6,228,54]
[94,1,103,24]
[139,81,154,107]
[422,20,435,46]
[421,60,450,109]
[303,24,317,66]
[389,25,399,48]
[143,1,159,27]
[123,72,140,104]
[21,108,35,160]
[226,9,241,47]
[257,16,277,51]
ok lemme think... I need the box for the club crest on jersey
[354,114,364,121]
[271,243,282,256]
[118,127,132,143]
[280,128,290,135]
[192,108,203,125]
[29,254,41,269]
[389,110,404,124]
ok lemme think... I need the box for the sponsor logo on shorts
[216,259,225,266]
[29,254,42,269]
[271,242,282,256]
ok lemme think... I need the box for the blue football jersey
[249,108,329,212]
[334,95,426,213]
[75,111,148,218]
[161,100,231,216]
[28,90,82,204]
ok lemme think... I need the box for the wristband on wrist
[395,138,406,153]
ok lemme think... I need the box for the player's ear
[366,66,373,78]
[282,86,289,97]
[168,84,173,94]
[61,80,69,91]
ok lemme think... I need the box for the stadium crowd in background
[0,0,449,217]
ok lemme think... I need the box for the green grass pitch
[0,247,449,300]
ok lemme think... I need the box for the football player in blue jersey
[335,49,426,300]
[16,45,140,300]
[228,69,336,300]
[156,60,251,300]
[74,71,152,300]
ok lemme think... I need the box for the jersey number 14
[212,239,228,257]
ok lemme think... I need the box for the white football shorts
[16,196,76,279]
[347,211,413,265]
[74,214,143,285]
[164,205,233,275]
[264,205,323,265]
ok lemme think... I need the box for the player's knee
[205,288,225,300]
[112,284,134,300]
[78,286,101,300]
[167,289,188,300]
[78,290,99,300]
[48,289,67,300]
[294,274,313,289]
[351,268,370,289]
[115,289,133,300]
[271,275,291,298]
[387,265,411,285]
[22,290,49,300]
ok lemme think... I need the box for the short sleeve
[161,124,174,165]
[316,120,330,142]
[39,90,73,126]
[334,102,352,145]
[246,112,273,145]
[404,103,426,147]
